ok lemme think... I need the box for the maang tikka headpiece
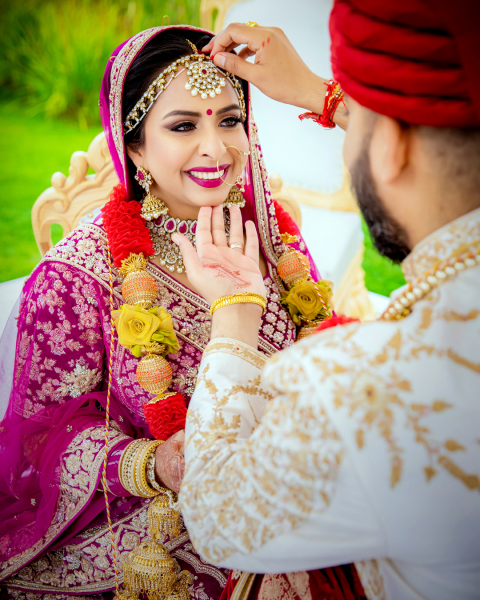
[124,40,246,134]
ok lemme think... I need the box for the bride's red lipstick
[185,164,230,188]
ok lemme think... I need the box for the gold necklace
[146,210,230,273]
[381,240,480,321]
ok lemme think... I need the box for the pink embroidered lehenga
[0,25,323,600]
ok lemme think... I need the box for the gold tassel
[120,492,190,600]
[148,494,184,541]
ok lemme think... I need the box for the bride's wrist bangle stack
[298,78,345,129]
[119,439,164,497]
[210,292,267,316]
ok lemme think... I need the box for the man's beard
[350,146,411,263]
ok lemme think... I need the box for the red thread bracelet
[299,79,345,129]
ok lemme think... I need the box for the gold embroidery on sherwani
[203,339,268,370]
[292,313,480,492]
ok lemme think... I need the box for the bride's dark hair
[123,29,248,192]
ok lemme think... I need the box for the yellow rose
[150,307,180,354]
[281,279,333,324]
[112,305,160,348]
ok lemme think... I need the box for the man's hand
[203,23,348,130]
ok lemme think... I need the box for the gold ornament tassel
[148,493,184,541]
[120,491,190,600]
[122,541,177,600]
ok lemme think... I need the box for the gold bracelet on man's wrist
[210,292,267,316]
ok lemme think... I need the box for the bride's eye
[171,121,196,132]
[220,116,242,128]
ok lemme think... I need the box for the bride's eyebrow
[163,109,202,119]
[216,104,241,115]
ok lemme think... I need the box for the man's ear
[369,115,408,185]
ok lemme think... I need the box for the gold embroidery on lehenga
[354,560,387,600]
[0,427,128,583]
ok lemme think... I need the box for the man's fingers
[238,46,256,61]
[171,233,202,274]
[213,52,258,83]
[207,22,264,57]
[244,220,260,264]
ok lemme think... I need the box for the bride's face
[127,69,249,218]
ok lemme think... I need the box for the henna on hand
[204,263,252,289]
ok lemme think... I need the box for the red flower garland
[273,199,300,237]
[143,393,188,441]
[102,184,154,267]
[315,315,359,333]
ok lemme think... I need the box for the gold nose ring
[216,146,250,189]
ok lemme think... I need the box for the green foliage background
[0,0,201,127]
[0,0,405,295]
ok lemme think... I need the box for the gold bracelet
[119,439,146,496]
[146,441,165,492]
[210,293,267,316]
[133,439,164,498]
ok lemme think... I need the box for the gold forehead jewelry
[124,53,246,134]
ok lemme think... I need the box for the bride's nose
[196,126,226,162]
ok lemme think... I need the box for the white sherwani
[180,209,480,600]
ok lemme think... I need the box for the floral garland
[273,200,334,338]
[102,185,186,441]
[103,184,154,266]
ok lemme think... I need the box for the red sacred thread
[102,184,154,267]
[101,248,121,599]
[298,79,345,129]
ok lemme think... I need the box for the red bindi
[206,109,213,115]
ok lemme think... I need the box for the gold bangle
[210,293,267,316]
[146,441,165,492]
[119,439,146,496]
[133,439,164,498]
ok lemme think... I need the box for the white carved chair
[31,132,118,255]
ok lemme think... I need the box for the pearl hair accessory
[124,52,246,134]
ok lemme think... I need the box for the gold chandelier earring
[135,166,169,221]
[218,146,250,208]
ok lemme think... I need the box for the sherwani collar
[402,207,480,283]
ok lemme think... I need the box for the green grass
[361,220,406,296]
[0,102,98,281]
[0,102,405,295]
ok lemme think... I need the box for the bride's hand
[154,430,185,494]
[172,204,266,305]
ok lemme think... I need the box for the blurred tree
[0,0,201,128]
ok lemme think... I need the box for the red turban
[330,0,480,127]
